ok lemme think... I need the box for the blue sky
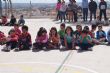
[11,0,82,3]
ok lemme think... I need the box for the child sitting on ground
[33,27,48,50]
[58,23,66,48]
[0,16,8,26]
[90,25,100,44]
[48,27,60,49]
[0,31,6,45]
[18,25,32,51]
[96,25,107,42]
[83,26,92,37]
[18,15,25,26]
[74,25,82,46]
[64,26,75,50]
[90,25,97,38]
[2,29,18,52]
[78,30,93,51]
[9,15,17,26]
[14,24,21,37]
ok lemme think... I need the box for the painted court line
[0,61,99,73]
[55,51,73,73]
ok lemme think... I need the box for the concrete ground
[0,19,110,73]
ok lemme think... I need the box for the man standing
[82,0,89,22]
[99,0,107,21]
[89,0,97,22]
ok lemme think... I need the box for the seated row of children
[0,15,25,26]
[0,23,110,52]
[0,25,31,52]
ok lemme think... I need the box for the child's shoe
[1,46,7,51]
[42,47,47,50]
[77,48,83,53]
[2,46,10,52]
[14,48,19,52]
[88,48,93,51]
[60,45,65,49]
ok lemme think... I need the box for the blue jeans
[60,11,66,22]
[83,8,88,21]
[18,20,25,26]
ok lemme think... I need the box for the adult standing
[69,0,78,22]
[99,0,107,21]
[72,0,78,22]
[82,0,89,22]
[60,1,67,22]
[89,0,97,22]
[56,0,62,21]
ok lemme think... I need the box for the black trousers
[67,42,72,49]
[99,10,107,21]
[56,10,61,20]
[83,8,88,21]
[60,37,65,46]
[73,11,77,22]
[33,42,48,49]
[18,41,32,50]
[6,41,18,49]
[90,11,96,21]
[60,11,66,22]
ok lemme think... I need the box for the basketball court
[0,19,110,73]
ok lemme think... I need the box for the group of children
[0,23,110,52]
[0,24,32,52]
[0,15,25,26]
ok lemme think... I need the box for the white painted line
[0,62,99,73]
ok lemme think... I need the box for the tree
[3,0,8,16]
[8,0,12,15]
[3,0,12,16]
[0,0,2,17]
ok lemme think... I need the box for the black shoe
[2,49,10,52]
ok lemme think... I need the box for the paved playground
[0,19,110,73]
